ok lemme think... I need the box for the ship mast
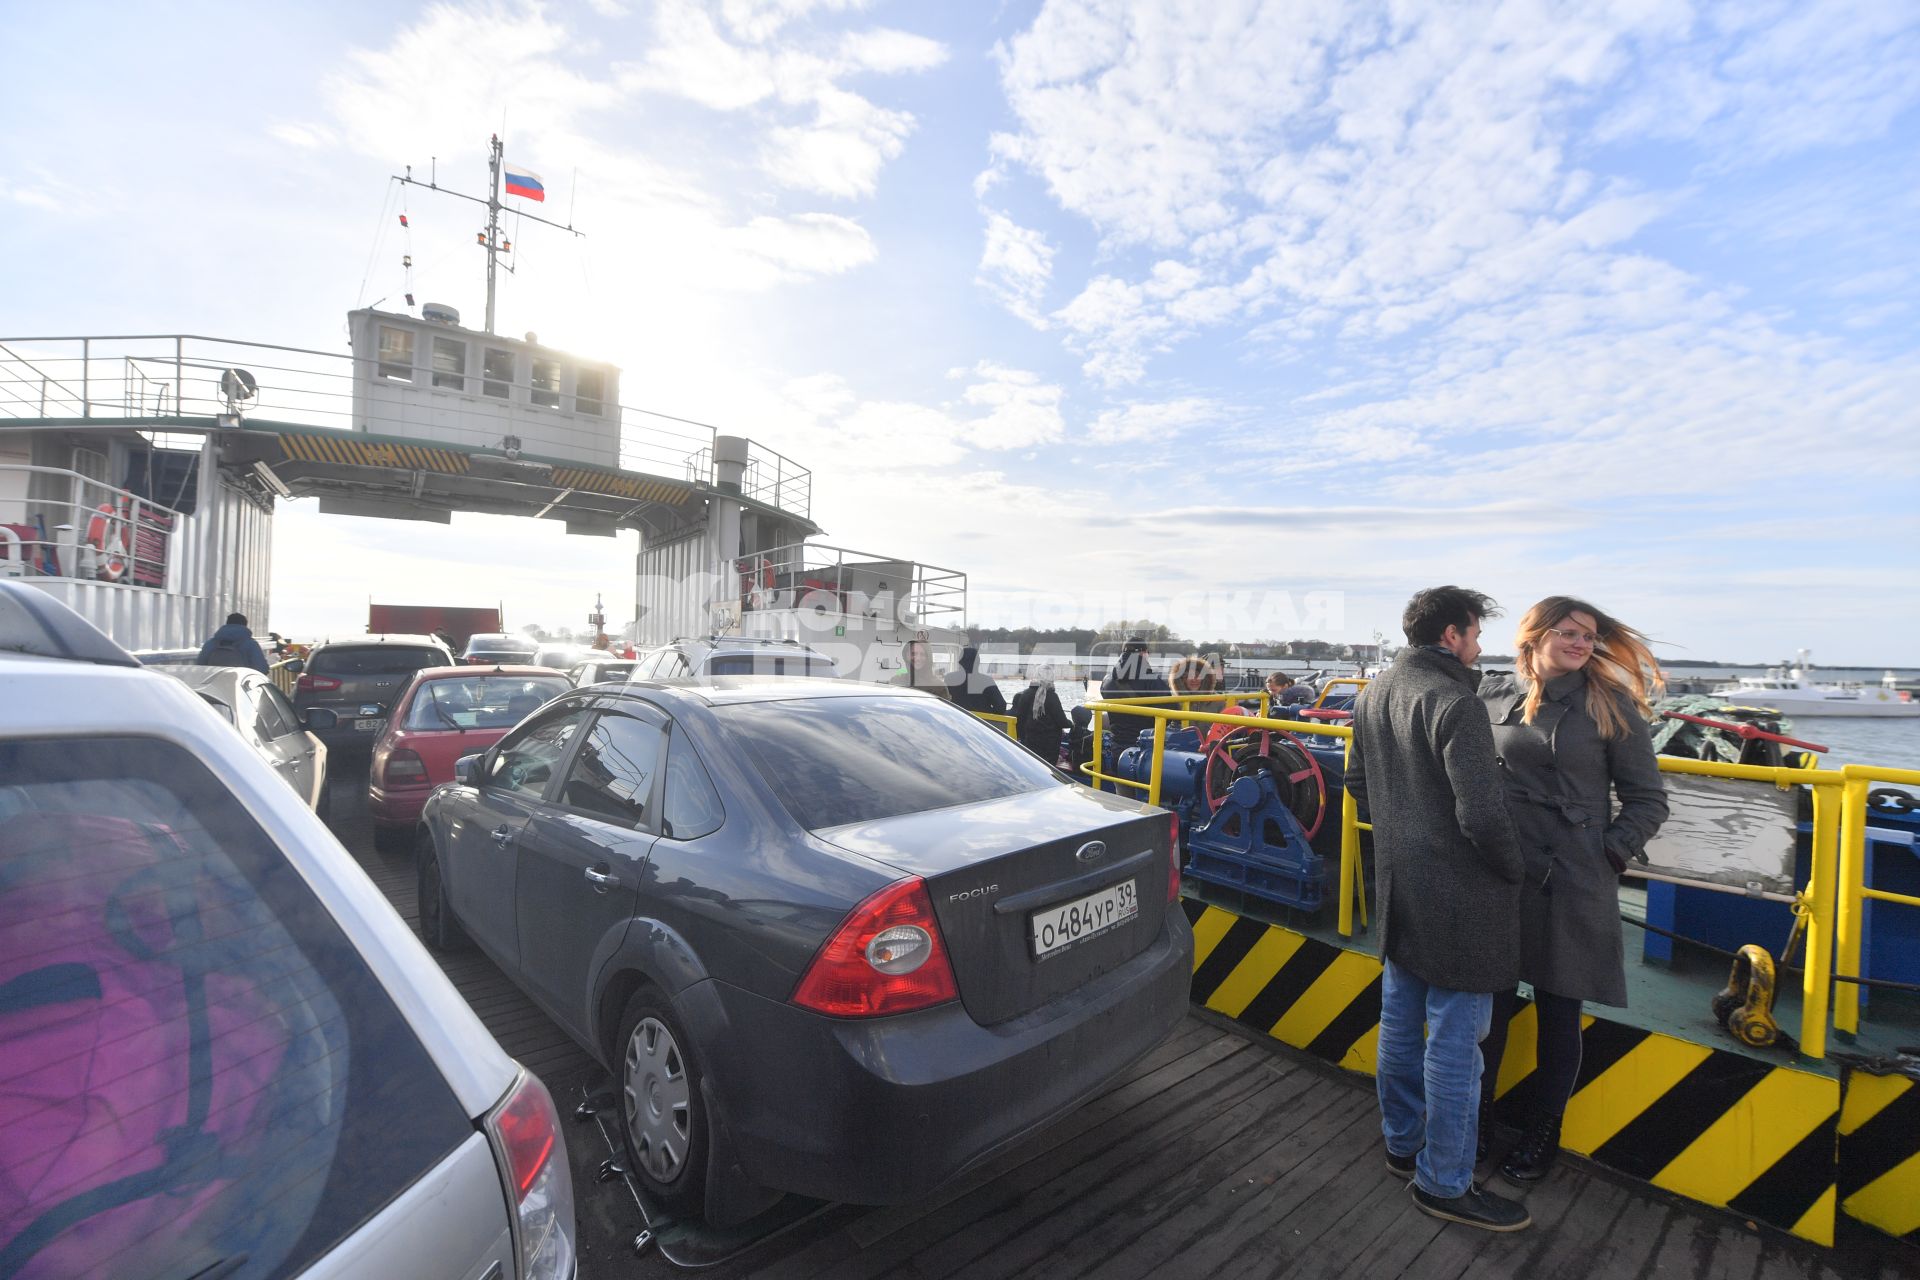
[392,135,583,334]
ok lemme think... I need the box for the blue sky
[4,0,1918,664]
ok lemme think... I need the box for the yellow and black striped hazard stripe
[1840,1071,1920,1243]
[1180,899,1841,1244]
[278,431,469,474]
[549,466,690,505]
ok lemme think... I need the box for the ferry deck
[325,754,1916,1279]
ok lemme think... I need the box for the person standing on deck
[1476,598,1669,1183]
[948,645,1008,717]
[1100,639,1163,753]
[1347,586,1529,1232]
[1011,666,1071,764]
[195,612,270,674]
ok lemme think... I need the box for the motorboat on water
[1709,649,1920,718]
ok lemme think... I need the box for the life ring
[85,503,128,582]
[1867,788,1917,816]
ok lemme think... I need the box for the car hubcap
[624,1017,690,1183]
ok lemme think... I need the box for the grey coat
[1479,670,1669,1006]
[1348,648,1524,994]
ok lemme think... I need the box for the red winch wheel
[1200,725,1327,838]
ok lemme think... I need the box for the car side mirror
[303,708,337,731]
[454,752,483,785]
[284,657,306,675]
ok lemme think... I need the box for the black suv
[633,636,837,680]
[293,634,452,746]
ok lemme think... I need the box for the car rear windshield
[716,695,1061,829]
[310,645,446,677]
[0,736,473,1278]
[403,674,569,730]
[705,655,835,677]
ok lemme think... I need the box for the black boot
[1475,1097,1492,1163]
[1499,1113,1562,1184]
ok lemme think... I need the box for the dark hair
[226,612,248,627]
[1401,586,1498,646]
[1266,672,1293,687]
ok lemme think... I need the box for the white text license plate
[1031,880,1138,959]
[355,718,385,732]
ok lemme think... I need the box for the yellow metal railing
[973,710,1018,739]
[1834,763,1920,1036]
[269,657,301,697]
[1077,698,1912,1062]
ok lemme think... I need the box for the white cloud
[1087,397,1227,444]
[626,0,942,198]
[957,363,1066,449]
[976,210,1056,326]
[763,88,914,198]
[270,122,336,149]
[587,0,631,16]
[718,212,878,283]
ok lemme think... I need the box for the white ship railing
[0,334,811,520]
[0,464,182,589]
[721,541,966,628]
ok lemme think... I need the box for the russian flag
[503,167,545,202]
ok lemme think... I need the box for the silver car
[0,582,577,1280]
[156,664,331,816]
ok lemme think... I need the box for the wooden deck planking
[317,761,1911,1280]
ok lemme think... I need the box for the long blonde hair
[1514,596,1664,740]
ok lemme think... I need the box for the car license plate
[1031,880,1138,959]
[355,718,385,733]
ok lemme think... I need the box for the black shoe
[1500,1114,1563,1184]
[1476,1097,1493,1163]
[1412,1182,1532,1232]
[1386,1146,1419,1178]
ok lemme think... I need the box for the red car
[368,665,571,852]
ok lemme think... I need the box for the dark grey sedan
[417,679,1191,1224]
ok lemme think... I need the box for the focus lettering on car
[949,884,998,903]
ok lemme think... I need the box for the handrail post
[1147,714,1167,808]
[1800,780,1838,1059]
[175,336,183,416]
[1339,738,1359,938]
[1834,775,1870,1034]
[81,338,90,417]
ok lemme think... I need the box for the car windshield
[577,662,634,682]
[310,645,443,677]
[402,674,568,730]
[717,694,1061,830]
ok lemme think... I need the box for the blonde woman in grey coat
[1477,596,1669,1184]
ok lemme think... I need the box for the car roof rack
[0,581,140,667]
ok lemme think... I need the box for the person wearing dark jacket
[1010,667,1071,764]
[1476,597,1669,1184]
[948,645,1007,717]
[1348,586,1528,1233]
[196,612,270,674]
[1099,640,1162,752]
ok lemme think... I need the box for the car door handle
[583,865,617,890]
[490,825,514,846]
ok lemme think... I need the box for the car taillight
[792,877,959,1018]
[383,748,427,786]
[297,673,341,692]
[1168,810,1182,903]
[484,1071,575,1280]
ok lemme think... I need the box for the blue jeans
[1376,955,1493,1198]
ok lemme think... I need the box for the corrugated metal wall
[635,528,719,646]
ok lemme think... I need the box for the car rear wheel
[417,835,468,952]
[617,993,708,1217]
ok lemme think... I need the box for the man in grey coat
[1348,586,1529,1231]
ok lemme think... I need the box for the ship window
[531,357,561,409]
[483,347,514,399]
[575,368,605,417]
[431,337,466,391]
[377,326,414,381]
